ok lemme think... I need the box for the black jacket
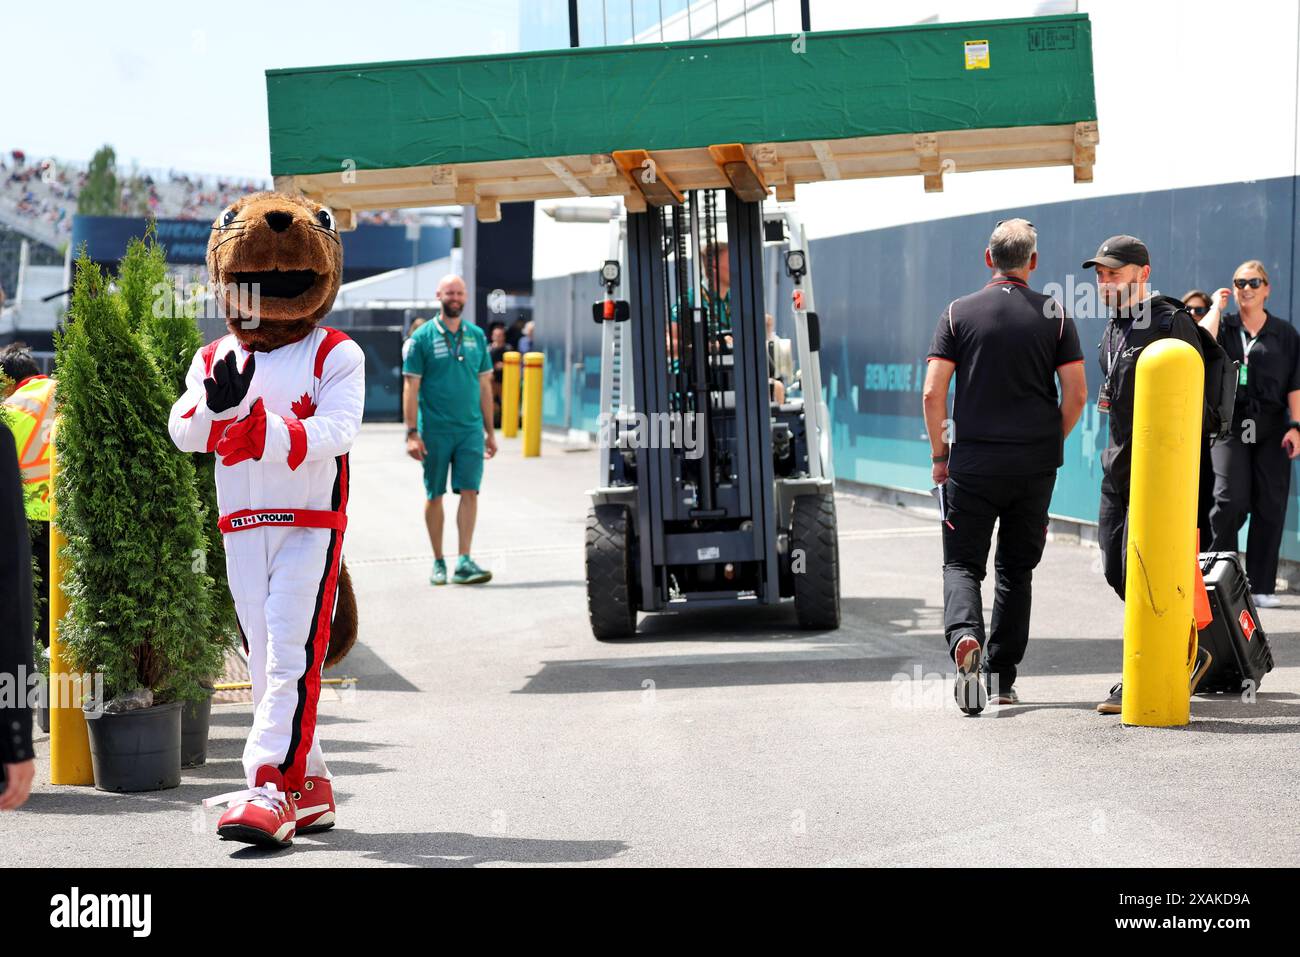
[1217,310,1300,436]
[1097,294,1204,490]
[1,425,34,766]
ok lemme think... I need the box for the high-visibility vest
[3,374,55,522]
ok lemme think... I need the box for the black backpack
[1159,300,1237,442]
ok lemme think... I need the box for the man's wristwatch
[406,427,420,439]
[1288,422,1300,433]
[932,452,949,463]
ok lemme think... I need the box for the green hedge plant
[54,248,220,706]
[131,228,239,665]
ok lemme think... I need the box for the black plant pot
[181,689,215,768]
[84,700,182,792]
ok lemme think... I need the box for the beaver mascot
[169,191,362,847]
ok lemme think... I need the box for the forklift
[585,188,840,639]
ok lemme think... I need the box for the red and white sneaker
[293,776,336,833]
[204,765,297,848]
[952,634,987,716]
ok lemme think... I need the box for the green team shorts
[422,430,485,498]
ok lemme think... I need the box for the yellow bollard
[522,352,544,457]
[47,422,94,784]
[1122,338,1203,727]
[501,351,521,438]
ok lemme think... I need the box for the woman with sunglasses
[1198,260,1300,608]
[1182,289,1212,320]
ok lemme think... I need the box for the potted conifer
[55,248,221,792]
[130,229,237,767]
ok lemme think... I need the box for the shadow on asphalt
[970,701,1109,717]
[207,710,367,728]
[984,692,1299,724]
[18,723,399,818]
[19,782,244,815]
[226,830,629,866]
[198,736,395,763]
[618,596,936,642]
[17,757,397,817]
[480,579,586,590]
[323,640,420,693]
[1183,721,1300,733]
[514,589,1177,693]
[516,653,918,694]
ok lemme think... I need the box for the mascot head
[207,191,343,351]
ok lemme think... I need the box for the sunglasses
[1234,278,1266,289]
[995,219,1036,230]
[1187,305,1209,316]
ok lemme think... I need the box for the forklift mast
[587,187,840,636]
[623,189,780,610]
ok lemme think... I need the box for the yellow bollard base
[521,351,544,457]
[1120,716,1189,728]
[48,704,94,786]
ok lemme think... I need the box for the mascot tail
[325,560,358,668]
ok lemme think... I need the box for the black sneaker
[1100,647,1214,713]
[988,686,1019,706]
[953,634,987,716]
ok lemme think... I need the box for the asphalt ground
[3,424,1297,867]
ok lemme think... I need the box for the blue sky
[3,0,1073,179]
[3,0,522,179]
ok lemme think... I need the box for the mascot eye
[221,208,238,226]
[316,207,336,231]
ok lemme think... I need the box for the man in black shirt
[1086,235,1210,714]
[924,219,1088,714]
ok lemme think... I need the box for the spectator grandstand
[0,149,416,244]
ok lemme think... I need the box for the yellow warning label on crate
[965,40,990,70]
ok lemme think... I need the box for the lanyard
[1240,328,1260,366]
[438,319,466,363]
[1104,320,1135,383]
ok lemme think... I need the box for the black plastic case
[1197,552,1275,693]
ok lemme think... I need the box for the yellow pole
[1122,338,1203,727]
[501,351,521,438]
[522,352,544,457]
[47,422,94,784]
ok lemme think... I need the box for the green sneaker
[452,555,492,585]
[430,558,447,586]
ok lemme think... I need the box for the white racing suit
[169,327,364,791]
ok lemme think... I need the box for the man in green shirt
[402,275,497,585]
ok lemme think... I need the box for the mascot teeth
[230,270,320,299]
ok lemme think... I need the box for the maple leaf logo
[291,392,317,419]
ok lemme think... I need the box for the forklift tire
[586,505,638,640]
[791,492,841,631]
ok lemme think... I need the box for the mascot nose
[264,211,294,233]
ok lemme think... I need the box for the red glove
[216,397,268,466]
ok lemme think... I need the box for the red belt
[218,508,348,535]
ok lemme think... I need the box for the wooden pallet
[274,121,1098,227]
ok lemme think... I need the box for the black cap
[1082,235,1150,269]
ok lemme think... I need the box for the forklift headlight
[784,249,807,280]
[600,259,621,285]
